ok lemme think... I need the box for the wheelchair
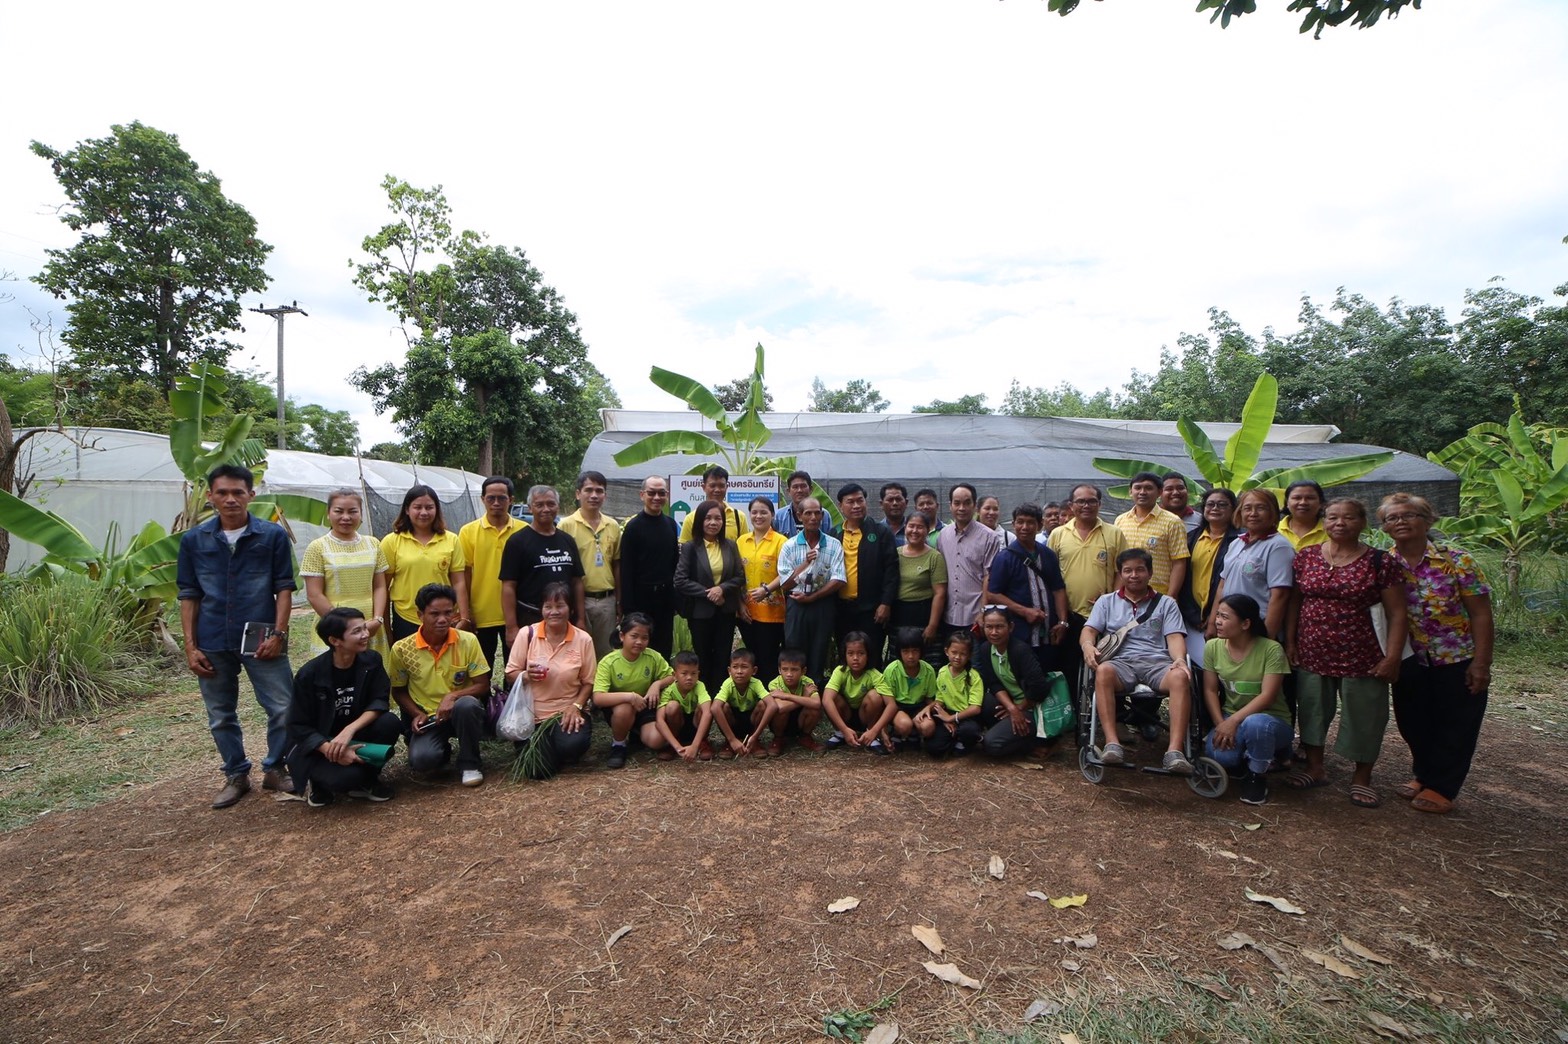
[1074,659,1227,798]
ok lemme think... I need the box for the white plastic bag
[496,674,536,741]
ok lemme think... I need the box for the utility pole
[249,301,308,449]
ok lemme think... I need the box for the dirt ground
[1,715,1565,1044]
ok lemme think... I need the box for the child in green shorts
[649,651,713,761]
[759,647,822,754]
[591,612,672,769]
[915,630,984,757]
[712,648,771,759]
[878,626,939,752]
[822,631,890,754]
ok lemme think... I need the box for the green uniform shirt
[593,649,672,696]
[875,660,938,708]
[714,676,769,713]
[658,679,711,714]
[934,666,984,713]
[768,675,816,696]
[826,665,883,709]
[1204,637,1291,724]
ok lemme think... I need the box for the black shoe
[606,744,629,769]
[867,740,890,757]
[347,782,394,802]
[826,733,846,749]
[306,781,334,808]
[1239,772,1269,806]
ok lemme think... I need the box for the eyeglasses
[642,490,668,497]
[482,494,511,503]
[1071,498,1100,506]
[1382,513,1423,525]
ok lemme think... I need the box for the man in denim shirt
[177,464,298,808]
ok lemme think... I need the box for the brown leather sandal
[1411,788,1454,814]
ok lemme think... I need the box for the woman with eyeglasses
[1176,488,1238,670]
[1377,493,1493,815]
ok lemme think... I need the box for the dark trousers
[835,603,885,671]
[1393,656,1488,801]
[390,615,419,643]
[892,598,940,666]
[626,585,676,657]
[407,695,487,773]
[925,717,982,757]
[287,713,403,795]
[476,625,507,676]
[687,612,738,694]
[737,620,784,686]
[785,597,837,687]
[517,716,594,780]
[1058,613,1087,692]
[978,694,1034,758]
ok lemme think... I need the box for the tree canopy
[1048,0,1420,36]
[30,122,272,394]
[712,376,773,412]
[350,176,618,484]
[808,378,889,414]
[913,394,992,416]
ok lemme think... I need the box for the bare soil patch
[1,719,1564,1042]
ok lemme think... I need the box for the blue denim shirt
[176,514,297,652]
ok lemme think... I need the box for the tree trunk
[474,384,493,476]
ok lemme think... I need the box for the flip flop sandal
[1349,784,1382,808]
[1286,770,1330,790]
[1411,788,1454,814]
[1396,779,1422,801]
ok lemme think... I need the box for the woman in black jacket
[1177,488,1239,671]
[674,500,748,693]
[285,607,404,806]
[974,605,1053,758]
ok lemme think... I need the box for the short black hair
[787,470,812,487]
[879,482,908,501]
[207,463,254,489]
[315,606,365,643]
[778,648,806,668]
[842,631,870,653]
[836,482,866,503]
[702,465,730,483]
[1012,503,1043,523]
[949,482,977,504]
[415,583,457,612]
[1129,472,1164,490]
[1161,472,1188,487]
[482,475,514,497]
[1116,548,1154,571]
[895,627,924,652]
[729,647,757,666]
[576,470,608,490]
[914,488,938,503]
[673,651,701,669]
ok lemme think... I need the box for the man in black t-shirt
[499,485,585,649]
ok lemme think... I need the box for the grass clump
[0,573,160,726]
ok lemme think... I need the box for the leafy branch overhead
[1047,0,1421,36]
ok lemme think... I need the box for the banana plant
[1093,373,1393,499]
[1428,404,1568,594]
[612,343,841,523]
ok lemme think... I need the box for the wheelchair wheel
[1079,745,1105,785]
[1187,756,1228,799]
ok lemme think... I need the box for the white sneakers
[461,769,484,787]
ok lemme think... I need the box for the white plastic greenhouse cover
[6,428,486,573]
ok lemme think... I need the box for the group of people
[176,462,1491,817]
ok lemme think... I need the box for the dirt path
[1,723,1564,1043]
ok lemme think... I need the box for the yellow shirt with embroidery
[458,515,526,628]
[559,510,621,594]
[389,628,488,714]
[381,530,467,625]
[1113,507,1189,594]
[1048,519,1128,617]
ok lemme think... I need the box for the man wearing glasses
[620,476,681,656]
[1048,484,1128,685]
[458,476,528,673]
[559,470,622,658]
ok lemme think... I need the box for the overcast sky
[2,1,1564,446]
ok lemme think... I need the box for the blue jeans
[199,650,294,776]
[1205,713,1293,775]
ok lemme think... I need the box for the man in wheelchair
[1080,548,1194,774]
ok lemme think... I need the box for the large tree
[351,177,617,483]
[30,122,272,394]
[711,375,773,412]
[808,377,889,413]
[913,394,992,415]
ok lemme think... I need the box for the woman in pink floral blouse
[1378,493,1494,815]
[1285,498,1408,806]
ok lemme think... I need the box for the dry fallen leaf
[864,1023,900,1044]
[1055,933,1098,949]
[1060,1034,1084,1044]
[1,762,31,772]
[1243,823,1262,831]
[1244,887,1305,915]
[1216,931,1289,974]
[1060,958,1082,972]
[1049,894,1089,909]
[1214,849,1239,860]
[606,924,632,949]
[1302,948,1360,979]
[989,855,1006,880]
[113,727,136,738]
[1340,935,1393,965]
[911,925,944,955]
[1022,999,1062,1022]
[1026,890,1051,901]
[1365,1012,1413,1039]
[1192,978,1237,1001]
[828,896,861,914]
[923,960,982,989]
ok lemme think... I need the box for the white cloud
[2,0,1564,444]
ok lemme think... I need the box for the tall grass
[0,573,160,725]
[1470,550,1568,666]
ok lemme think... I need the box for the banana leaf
[613,430,727,468]
[253,493,330,527]
[649,366,727,425]
[1176,418,1225,487]
[1090,456,1170,480]
[1247,451,1394,492]
[1221,373,1278,486]
[0,488,100,563]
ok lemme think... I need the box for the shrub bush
[0,573,160,725]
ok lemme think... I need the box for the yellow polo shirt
[389,627,488,714]
[381,530,467,625]
[1113,506,1189,594]
[678,505,744,544]
[1189,529,1227,614]
[1048,519,1128,617]
[1278,518,1329,551]
[559,510,621,594]
[459,515,527,628]
[839,527,862,601]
